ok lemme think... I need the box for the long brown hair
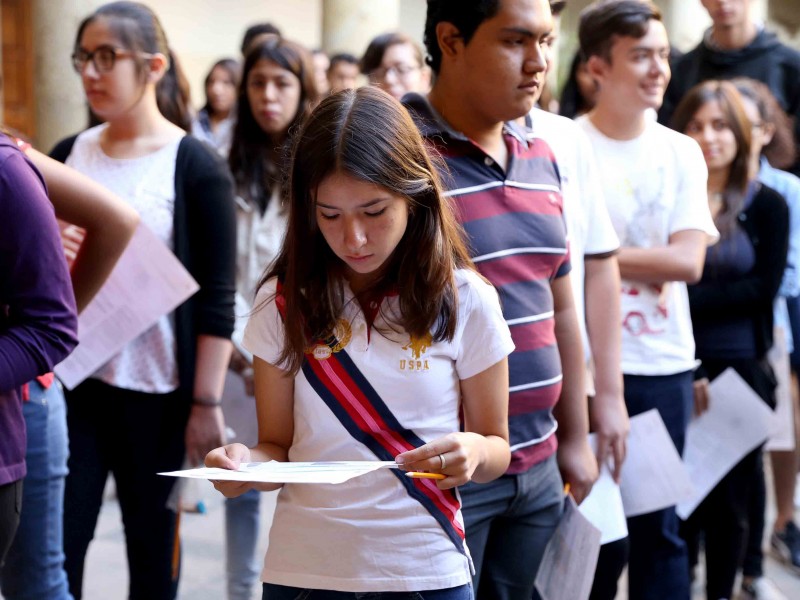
[228,35,318,215]
[672,80,752,237]
[263,86,475,374]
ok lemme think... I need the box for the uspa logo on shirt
[400,332,432,372]
[311,319,352,360]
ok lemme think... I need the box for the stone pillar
[32,0,101,151]
[769,0,800,43]
[659,0,710,53]
[322,0,401,56]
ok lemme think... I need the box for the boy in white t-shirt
[576,2,718,599]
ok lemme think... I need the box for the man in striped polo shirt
[404,1,597,598]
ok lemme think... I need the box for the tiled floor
[7,471,800,599]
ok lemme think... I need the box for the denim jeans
[262,583,472,600]
[460,453,564,600]
[226,488,262,600]
[624,371,693,600]
[0,380,73,600]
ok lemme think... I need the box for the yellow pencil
[563,482,571,497]
[405,472,446,480]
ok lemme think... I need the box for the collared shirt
[244,270,514,591]
[404,93,570,473]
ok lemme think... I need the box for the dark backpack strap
[49,135,79,163]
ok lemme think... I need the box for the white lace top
[67,124,182,393]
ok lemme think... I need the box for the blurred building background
[0,0,797,152]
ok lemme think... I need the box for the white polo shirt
[243,268,514,592]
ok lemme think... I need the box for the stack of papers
[160,461,397,485]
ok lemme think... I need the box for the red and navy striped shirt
[404,94,570,473]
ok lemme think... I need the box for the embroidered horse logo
[402,332,433,359]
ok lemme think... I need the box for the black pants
[63,379,189,600]
[679,357,775,600]
[588,537,629,600]
[0,480,22,568]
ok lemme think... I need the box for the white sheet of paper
[535,495,602,600]
[677,368,773,519]
[55,224,199,389]
[579,434,628,545]
[766,328,794,451]
[160,461,398,485]
[618,409,694,518]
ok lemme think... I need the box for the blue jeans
[262,583,472,600]
[0,380,73,600]
[624,371,693,600]
[226,488,262,600]
[460,453,564,600]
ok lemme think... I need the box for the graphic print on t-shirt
[612,164,671,339]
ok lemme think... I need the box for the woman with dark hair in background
[50,2,236,598]
[733,76,800,599]
[192,58,240,156]
[558,51,597,120]
[207,85,513,600]
[222,35,318,600]
[673,80,789,600]
[360,32,429,101]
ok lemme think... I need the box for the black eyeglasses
[71,45,153,74]
[371,63,420,80]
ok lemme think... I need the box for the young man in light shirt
[577,1,718,598]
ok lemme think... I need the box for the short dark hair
[360,32,424,75]
[579,0,662,62]
[423,0,501,74]
[328,53,359,72]
[240,22,281,54]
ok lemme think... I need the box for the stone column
[322,0,401,56]
[32,0,102,150]
[659,0,711,53]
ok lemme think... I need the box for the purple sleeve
[0,148,78,392]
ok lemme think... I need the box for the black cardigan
[50,134,237,405]
[688,184,789,360]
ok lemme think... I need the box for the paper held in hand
[55,223,199,389]
[677,368,772,520]
[160,461,398,485]
[618,409,694,518]
[535,495,602,600]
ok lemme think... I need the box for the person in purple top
[0,135,79,564]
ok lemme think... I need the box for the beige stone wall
[31,0,433,150]
[32,0,322,150]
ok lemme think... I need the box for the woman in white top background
[49,2,236,598]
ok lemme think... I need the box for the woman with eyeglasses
[360,32,430,101]
[672,81,789,600]
[221,35,319,600]
[50,2,236,599]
